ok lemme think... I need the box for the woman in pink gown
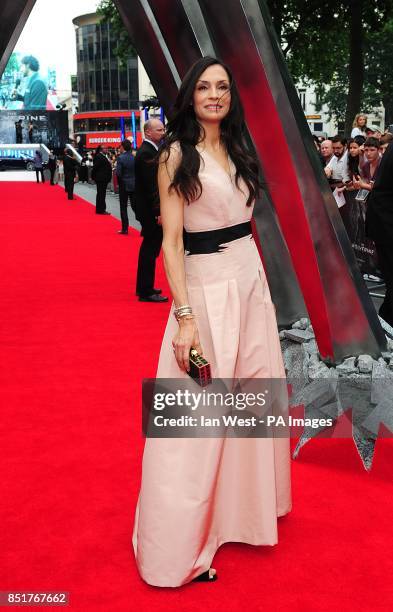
[132,57,292,587]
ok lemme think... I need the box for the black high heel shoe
[192,568,217,582]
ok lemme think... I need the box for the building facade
[296,83,385,137]
[73,13,139,112]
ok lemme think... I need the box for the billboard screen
[0,52,58,111]
[0,111,69,149]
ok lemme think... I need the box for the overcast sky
[14,0,99,94]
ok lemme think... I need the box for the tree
[96,0,136,64]
[344,0,364,134]
[364,17,393,126]
[311,14,393,128]
[267,0,393,133]
[267,0,347,80]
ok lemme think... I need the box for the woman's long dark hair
[347,138,360,178]
[161,56,261,206]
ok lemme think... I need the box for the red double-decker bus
[73,110,143,150]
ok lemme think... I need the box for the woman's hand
[172,318,203,372]
[352,174,362,189]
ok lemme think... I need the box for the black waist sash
[184,221,252,255]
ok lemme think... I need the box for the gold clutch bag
[188,348,212,387]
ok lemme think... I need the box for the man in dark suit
[28,122,34,143]
[91,146,112,215]
[116,139,135,234]
[135,119,168,303]
[15,120,23,143]
[47,150,58,185]
[366,142,393,327]
[63,149,79,200]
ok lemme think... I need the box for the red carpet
[0,182,392,611]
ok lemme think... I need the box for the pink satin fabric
[132,149,292,587]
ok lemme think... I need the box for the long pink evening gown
[132,148,292,587]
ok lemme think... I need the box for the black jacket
[134,141,160,226]
[116,151,135,192]
[92,153,112,183]
[47,155,57,170]
[63,154,78,177]
[366,143,393,244]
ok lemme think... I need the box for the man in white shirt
[324,136,350,186]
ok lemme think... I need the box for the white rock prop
[303,339,319,356]
[357,354,374,374]
[284,329,315,343]
[371,359,393,405]
[308,357,337,380]
[336,357,358,376]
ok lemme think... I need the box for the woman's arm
[352,173,373,191]
[158,147,202,372]
[356,180,373,191]
[158,147,188,307]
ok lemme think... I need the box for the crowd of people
[42,119,169,304]
[313,115,393,325]
[314,128,392,253]
[14,119,35,143]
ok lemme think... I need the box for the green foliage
[4,52,20,75]
[268,0,346,82]
[96,0,136,64]
[364,18,393,124]
[267,0,393,127]
[308,15,393,124]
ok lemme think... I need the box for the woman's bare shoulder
[160,140,182,159]
[159,141,182,176]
